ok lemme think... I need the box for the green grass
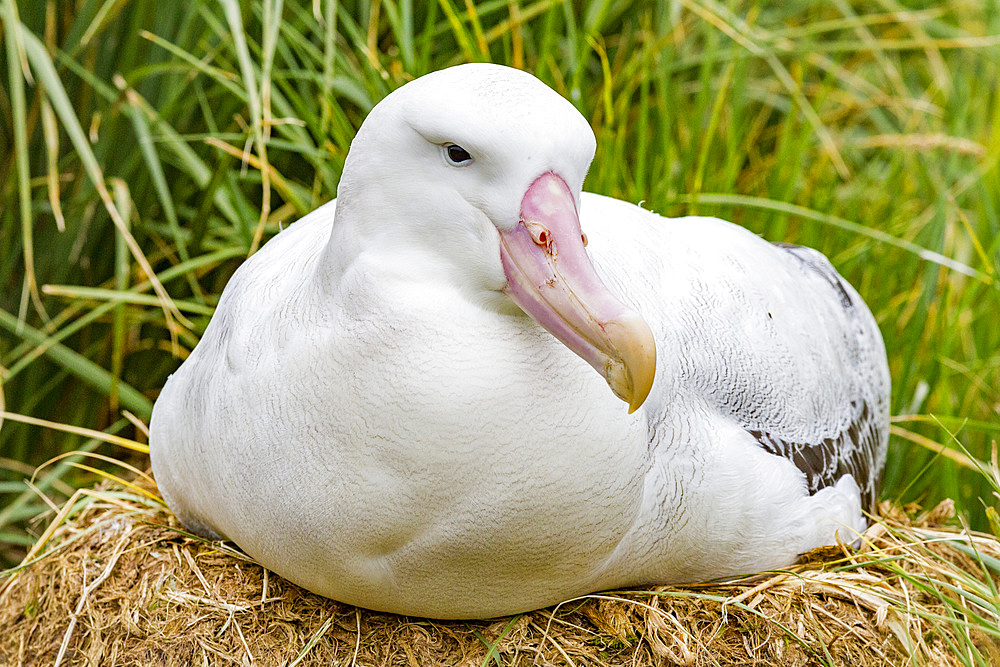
[0,0,998,606]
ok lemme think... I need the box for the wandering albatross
[149,63,890,620]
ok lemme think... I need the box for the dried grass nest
[1,478,998,667]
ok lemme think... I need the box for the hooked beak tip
[603,313,656,414]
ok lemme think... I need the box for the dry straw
[1,478,998,666]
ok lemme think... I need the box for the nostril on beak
[524,221,557,254]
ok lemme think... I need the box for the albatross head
[335,63,655,412]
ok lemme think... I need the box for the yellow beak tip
[627,387,651,414]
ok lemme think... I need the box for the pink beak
[499,172,656,413]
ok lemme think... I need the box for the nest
[1,479,998,666]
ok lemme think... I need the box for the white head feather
[328,64,597,300]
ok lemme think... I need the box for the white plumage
[149,64,890,619]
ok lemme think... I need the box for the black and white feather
[743,243,887,513]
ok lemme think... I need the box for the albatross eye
[444,143,473,166]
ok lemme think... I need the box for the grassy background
[1,0,998,567]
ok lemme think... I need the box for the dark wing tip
[749,401,883,514]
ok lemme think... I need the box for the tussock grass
[1,1,995,524]
[1,477,998,666]
[2,0,997,535]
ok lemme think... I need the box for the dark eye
[445,143,473,166]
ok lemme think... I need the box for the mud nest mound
[1,479,999,666]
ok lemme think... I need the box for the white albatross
[149,63,890,619]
